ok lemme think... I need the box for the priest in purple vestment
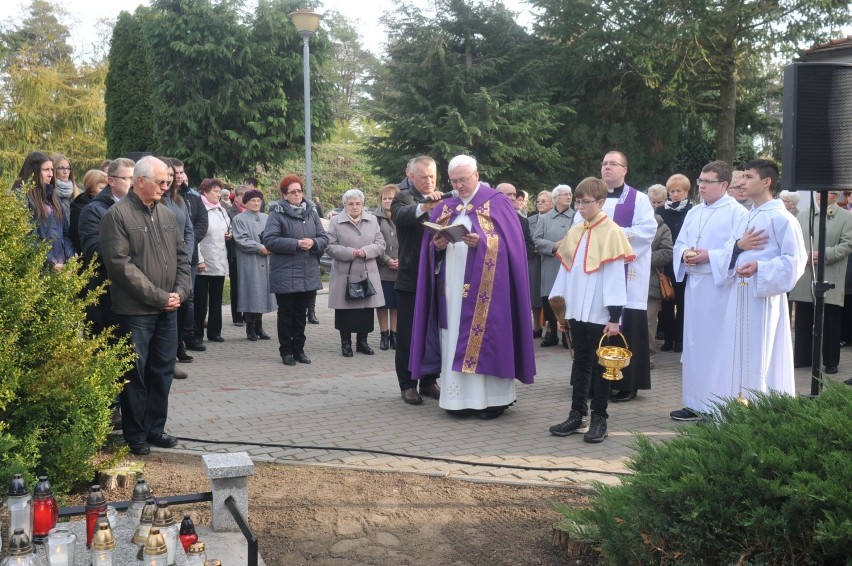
[409,155,536,419]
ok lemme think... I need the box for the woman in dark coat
[327,189,386,357]
[657,174,693,352]
[233,189,277,341]
[373,184,400,350]
[263,175,329,366]
[13,151,74,270]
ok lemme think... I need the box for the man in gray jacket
[100,156,191,456]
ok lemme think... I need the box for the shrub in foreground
[0,188,133,493]
[558,383,852,564]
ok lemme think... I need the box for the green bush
[0,185,133,494]
[558,383,852,565]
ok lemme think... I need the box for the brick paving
[165,291,849,486]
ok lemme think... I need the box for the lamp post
[289,9,323,202]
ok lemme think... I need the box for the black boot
[340,331,353,357]
[388,331,397,349]
[380,331,390,350]
[245,314,258,341]
[356,333,374,355]
[307,307,319,325]
[307,294,319,324]
[540,323,558,347]
[256,316,271,340]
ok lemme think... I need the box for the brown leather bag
[657,268,675,301]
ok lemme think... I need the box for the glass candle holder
[44,527,76,566]
[7,474,33,545]
[32,477,58,543]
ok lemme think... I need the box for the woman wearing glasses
[263,175,329,365]
[13,151,74,270]
[50,153,81,222]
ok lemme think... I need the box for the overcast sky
[1,0,536,60]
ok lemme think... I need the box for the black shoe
[670,407,700,421]
[282,354,296,366]
[341,340,353,358]
[549,410,589,436]
[185,339,206,352]
[611,390,637,402]
[388,331,397,349]
[540,335,558,347]
[177,344,193,363]
[825,366,838,374]
[660,342,673,352]
[401,388,423,404]
[208,335,225,343]
[246,323,258,341]
[148,433,179,448]
[655,330,665,340]
[307,307,319,324]
[844,377,852,385]
[129,441,150,456]
[673,342,683,353]
[419,383,441,400]
[479,408,505,420]
[380,331,390,351]
[355,334,374,355]
[233,317,244,327]
[533,328,543,338]
[255,320,270,340]
[295,352,311,364]
[583,414,608,443]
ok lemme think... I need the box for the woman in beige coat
[327,189,386,357]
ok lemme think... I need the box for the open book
[422,221,470,244]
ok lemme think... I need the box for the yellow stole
[556,212,635,273]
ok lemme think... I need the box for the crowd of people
[12,147,847,453]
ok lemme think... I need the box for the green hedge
[558,382,852,565]
[0,184,133,494]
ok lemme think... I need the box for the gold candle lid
[140,498,157,524]
[204,561,222,566]
[153,501,175,527]
[188,541,206,554]
[144,527,167,555]
[92,521,116,551]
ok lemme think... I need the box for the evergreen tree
[104,10,156,157]
[367,0,567,189]
[1,0,73,67]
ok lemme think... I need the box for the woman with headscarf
[233,189,277,341]
[263,175,329,365]
[13,151,74,270]
[327,189,386,357]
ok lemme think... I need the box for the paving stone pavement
[165,291,851,487]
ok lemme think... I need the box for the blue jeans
[118,311,178,444]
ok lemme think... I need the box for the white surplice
[673,194,748,412]
[709,199,807,403]
[549,230,627,326]
[573,187,656,309]
[439,205,515,411]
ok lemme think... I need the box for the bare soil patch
[69,451,594,565]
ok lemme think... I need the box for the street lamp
[289,8,323,202]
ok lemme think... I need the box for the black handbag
[345,258,377,300]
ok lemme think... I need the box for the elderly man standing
[100,156,191,456]
[534,185,575,347]
[410,155,536,419]
[584,151,656,402]
[391,156,443,405]
[790,190,852,375]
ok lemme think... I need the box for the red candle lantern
[84,485,106,548]
[32,476,58,543]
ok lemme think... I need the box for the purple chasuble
[409,183,536,383]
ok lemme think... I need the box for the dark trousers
[118,311,177,444]
[228,254,241,323]
[613,308,651,392]
[794,301,842,369]
[569,319,611,418]
[194,274,225,339]
[659,278,686,345]
[179,264,197,342]
[395,290,438,391]
[276,291,311,356]
[541,296,557,331]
